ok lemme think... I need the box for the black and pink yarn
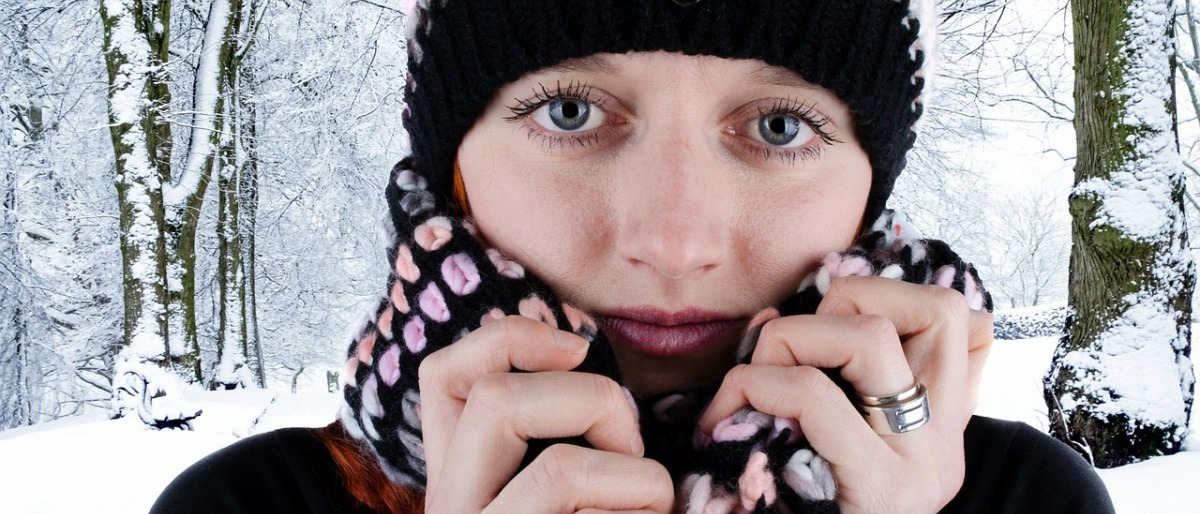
[339,159,992,513]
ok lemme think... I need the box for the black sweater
[151,416,1115,513]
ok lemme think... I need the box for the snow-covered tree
[100,0,176,412]
[1044,0,1196,467]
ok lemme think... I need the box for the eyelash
[750,98,842,165]
[504,81,613,151]
[504,81,841,164]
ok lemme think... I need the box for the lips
[596,308,746,358]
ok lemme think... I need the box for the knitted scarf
[340,159,993,513]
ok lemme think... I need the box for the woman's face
[457,51,872,396]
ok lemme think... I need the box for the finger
[816,276,970,340]
[965,311,995,412]
[750,314,914,398]
[419,315,590,493]
[486,445,673,514]
[817,276,971,426]
[698,364,890,465]
[432,372,643,512]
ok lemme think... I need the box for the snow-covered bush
[111,362,203,430]
[994,304,1070,340]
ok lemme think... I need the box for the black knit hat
[400,0,936,223]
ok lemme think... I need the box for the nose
[614,122,731,280]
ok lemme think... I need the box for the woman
[153,1,1115,512]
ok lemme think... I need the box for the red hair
[452,160,472,216]
[314,421,425,512]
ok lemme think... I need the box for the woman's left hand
[698,276,994,513]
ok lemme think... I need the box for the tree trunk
[1045,0,1196,467]
[166,0,242,384]
[238,4,265,387]
[241,77,266,387]
[101,0,174,406]
[210,0,263,390]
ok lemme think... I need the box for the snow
[978,337,1200,513]
[0,389,338,513]
[1058,298,1189,425]
[0,337,1193,512]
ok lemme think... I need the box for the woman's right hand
[419,315,674,513]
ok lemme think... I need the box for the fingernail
[554,331,589,354]
[622,387,640,423]
[631,435,645,457]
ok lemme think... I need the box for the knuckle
[531,444,587,494]
[587,374,626,418]
[463,373,516,422]
[469,372,515,406]
[931,285,969,315]
[724,363,755,388]
[417,350,446,389]
[826,274,871,297]
[752,320,792,362]
[493,315,522,341]
[825,275,853,295]
[972,312,996,341]
[788,366,831,394]
[854,314,897,346]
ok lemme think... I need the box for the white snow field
[0,337,1195,513]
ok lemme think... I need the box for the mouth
[596,307,747,358]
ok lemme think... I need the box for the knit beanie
[400,0,937,223]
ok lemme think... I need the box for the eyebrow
[542,55,620,75]
[748,65,824,91]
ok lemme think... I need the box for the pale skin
[418,51,995,513]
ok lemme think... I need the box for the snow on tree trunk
[240,72,266,388]
[164,0,238,384]
[208,0,262,390]
[1045,0,1196,467]
[236,3,266,386]
[101,0,175,417]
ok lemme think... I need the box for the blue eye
[533,98,605,132]
[757,114,805,146]
[549,100,590,130]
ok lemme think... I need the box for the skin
[419,51,995,513]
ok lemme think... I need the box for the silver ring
[856,382,930,435]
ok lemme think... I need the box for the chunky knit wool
[400,0,937,224]
[339,160,993,512]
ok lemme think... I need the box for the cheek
[735,157,871,292]
[456,129,606,286]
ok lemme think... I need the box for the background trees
[1,0,404,426]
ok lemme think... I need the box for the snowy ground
[0,337,1195,512]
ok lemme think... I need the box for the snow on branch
[165,0,230,207]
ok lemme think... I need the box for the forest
[0,0,1195,472]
